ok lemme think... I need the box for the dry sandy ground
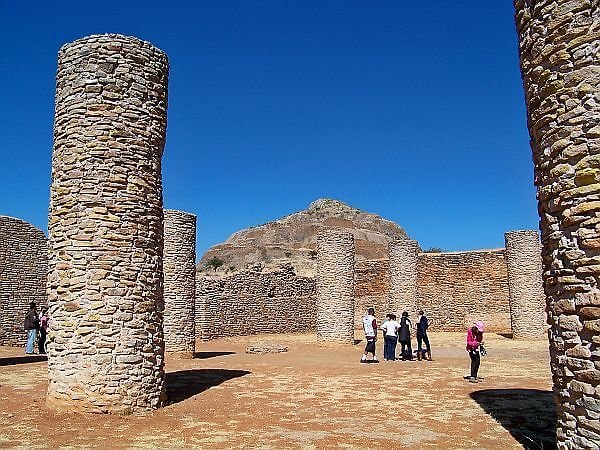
[0,332,554,449]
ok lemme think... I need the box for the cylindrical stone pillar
[389,239,419,319]
[164,210,196,358]
[515,2,600,447]
[504,230,546,339]
[316,229,355,343]
[47,34,169,414]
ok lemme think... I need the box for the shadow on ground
[0,355,47,366]
[470,389,556,449]
[497,332,513,339]
[193,351,235,359]
[165,369,250,405]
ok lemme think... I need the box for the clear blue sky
[0,1,537,259]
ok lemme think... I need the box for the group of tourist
[361,308,486,383]
[361,307,431,363]
[23,302,49,355]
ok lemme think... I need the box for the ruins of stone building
[46,34,169,414]
[0,216,47,346]
[163,210,196,357]
[197,231,545,340]
[515,1,600,447]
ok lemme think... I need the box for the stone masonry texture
[389,239,419,322]
[47,34,169,414]
[316,229,355,343]
[0,216,48,346]
[504,230,547,339]
[163,210,196,357]
[515,1,600,447]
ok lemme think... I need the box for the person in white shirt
[380,314,400,361]
[360,308,379,363]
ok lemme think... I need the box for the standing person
[23,302,39,355]
[360,307,379,363]
[466,321,485,383]
[398,311,413,360]
[38,307,49,355]
[380,313,391,360]
[380,314,400,361]
[416,310,431,361]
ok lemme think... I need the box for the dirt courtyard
[0,332,554,449]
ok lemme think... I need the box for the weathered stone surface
[316,229,355,343]
[389,239,419,322]
[163,210,196,357]
[0,217,47,346]
[515,1,600,446]
[47,34,169,414]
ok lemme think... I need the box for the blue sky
[0,1,537,258]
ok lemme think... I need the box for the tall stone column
[164,210,196,358]
[389,239,419,318]
[504,230,546,339]
[316,229,355,343]
[515,2,600,447]
[47,34,169,414]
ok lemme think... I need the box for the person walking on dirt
[466,321,485,383]
[398,311,413,360]
[416,310,431,361]
[360,307,379,363]
[381,314,400,361]
[38,307,49,354]
[23,302,39,354]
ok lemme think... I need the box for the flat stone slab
[245,343,288,354]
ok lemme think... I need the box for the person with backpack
[416,310,431,361]
[398,311,413,360]
[23,302,39,354]
[360,307,379,363]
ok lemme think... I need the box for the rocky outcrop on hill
[198,198,408,276]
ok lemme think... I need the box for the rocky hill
[198,198,409,276]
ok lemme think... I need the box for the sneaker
[371,358,379,363]
[468,377,479,383]
[360,359,367,364]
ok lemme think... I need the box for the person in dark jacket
[416,310,431,361]
[38,307,49,354]
[398,311,413,360]
[23,302,39,354]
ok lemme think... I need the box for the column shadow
[165,369,250,405]
[193,351,235,359]
[470,389,556,449]
[0,355,47,366]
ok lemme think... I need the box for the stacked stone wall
[196,264,315,340]
[0,216,48,346]
[316,229,355,343]
[515,1,600,446]
[389,240,419,321]
[47,34,168,414]
[163,210,196,357]
[417,250,511,332]
[504,230,546,339]
[354,259,390,329]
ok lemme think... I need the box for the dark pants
[364,338,376,355]
[417,332,430,353]
[469,350,480,378]
[38,328,47,354]
[400,340,412,360]
[384,335,397,360]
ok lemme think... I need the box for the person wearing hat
[466,321,485,383]
[398,311,413,361]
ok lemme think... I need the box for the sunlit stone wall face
[504,230,546,339]
[47,34,169,414]
[389,239,419,319]
[515,1,600,447]
[0,216,48,346]
[316,229,355,343]
[164,209,196,357]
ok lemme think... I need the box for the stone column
[389,239,419,318]
[316,229,355,343]
[504,230,546,339]
[47,34,169,414]
[164,210,196,358]
[515,2,600,447]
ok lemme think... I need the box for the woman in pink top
[466,321,484,383]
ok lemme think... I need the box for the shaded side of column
[504,230,546,339]
[47,34,169,414]
[316,229,355,343]
[164,210,196,358]
[515,2,600,447]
